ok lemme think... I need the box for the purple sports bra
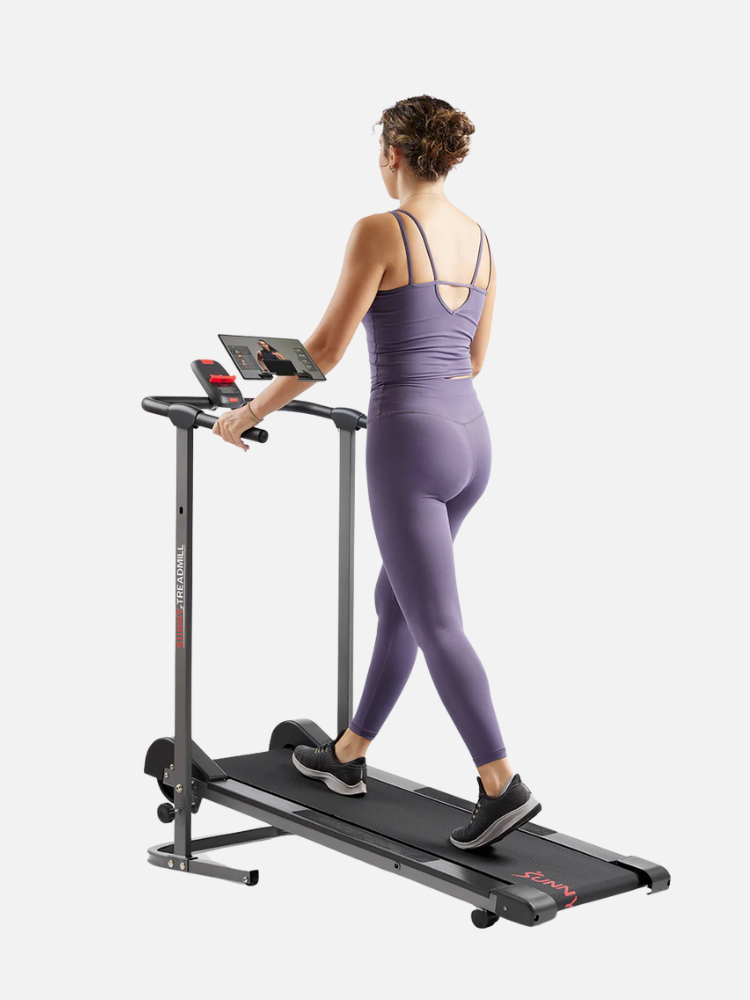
[362,208,491,389]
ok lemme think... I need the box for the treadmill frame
[143,394,669,927]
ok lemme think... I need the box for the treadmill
[143,369,671,929]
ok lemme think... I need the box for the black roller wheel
[471,908,499,929]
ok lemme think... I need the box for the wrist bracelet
[247,402,263,424]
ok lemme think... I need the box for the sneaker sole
[291,751,367,796]
[449,795,542,850]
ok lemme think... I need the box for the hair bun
[376,95,476,182]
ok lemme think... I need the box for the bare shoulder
[455,205,484,229]
[343,213,399,264]
[456,206,494,259]
[350,211,396,240]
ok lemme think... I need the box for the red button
[200,359,214,364]
[229,398,238,403]
[209,374,236,385]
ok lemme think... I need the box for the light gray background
[2,1,746,996]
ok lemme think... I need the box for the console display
[219,335,327,381]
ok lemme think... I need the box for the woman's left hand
[212,404,260,452]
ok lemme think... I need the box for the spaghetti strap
[484,232,492,290]
[470,225,484,285]
[390,210,414,285]
[393,208,438,281]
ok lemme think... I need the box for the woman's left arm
[214,214,388,450]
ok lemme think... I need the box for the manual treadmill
[143,366,671,929]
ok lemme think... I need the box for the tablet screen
[219,335,326,381]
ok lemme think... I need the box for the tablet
[219,335,327,381]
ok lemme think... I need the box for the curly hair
[375,95,475,181]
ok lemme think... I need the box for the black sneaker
[291,728,367,796]
[449,774,541,850]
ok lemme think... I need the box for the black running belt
[216,749,642,910]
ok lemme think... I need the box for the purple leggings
[349,376,507,766]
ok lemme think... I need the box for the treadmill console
[219,335,327,381]
[190,359,245,409]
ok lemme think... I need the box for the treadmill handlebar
[247,397,368,432]
[142,395,368,433]
[142,396,268,442]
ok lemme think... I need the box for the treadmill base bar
[147,825,289,886]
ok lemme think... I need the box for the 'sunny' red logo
[511,870,578,907]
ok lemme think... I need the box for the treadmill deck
[216,748,643,910]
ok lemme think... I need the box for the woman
[256,339,285,373]
[214,95,541,850]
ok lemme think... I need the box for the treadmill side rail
[613,856,671,893]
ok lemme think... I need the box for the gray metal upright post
[337,428,356,734]
[174,426,193,859]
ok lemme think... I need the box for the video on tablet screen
[219,335,326,381]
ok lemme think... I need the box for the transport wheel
[471,908,499,929]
